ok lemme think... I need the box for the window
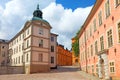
[118,23,120,43]
[27,40,29,48]
[98,11,102,26]
[107,29,113,47]
[2,52,5,57]
[22,55,23,63]
[39,39,43,47]
[27,28,29,35]
[109,62,115,73]
[19,56,20,64]
[2,46,4,49]
[100,36,104,51]
[51,46,54,52]
[90,26,92,36]
[51,36,54,42]
[26,54,29,62]
[92,65,94,73]
[95,41,98,54]
[87,47,89,58]
[105,0,110,18]
[93,19,96,32]
[51,57,54,63]
[91,45,93,56]
[116,0,120,7]
[96,64,98,74]
[39,28,43,35]
[39,54,43,62]
[22,43,24,50]
[19,44,21,52]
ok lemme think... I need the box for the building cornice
[78,0,103,38]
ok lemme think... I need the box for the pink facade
[78,0,120,80]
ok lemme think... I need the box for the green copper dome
[33,4,43,19]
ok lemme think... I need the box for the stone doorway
[100,58,105,79]
[98,53,109,80]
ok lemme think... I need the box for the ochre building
[78,0,120,80]
[71,38,80,66]
[57,44,72,66]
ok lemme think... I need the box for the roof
[0,39,9,43]
[32,17,49,24]
[78,0,103,38]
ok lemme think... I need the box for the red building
[78,0,120,80]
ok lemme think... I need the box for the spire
[33,4,43,19]
[37,4,39,10]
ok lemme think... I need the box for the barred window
[107,29,113,47]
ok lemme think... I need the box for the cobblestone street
[0,66,99,80]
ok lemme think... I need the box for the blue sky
[0,0,95,49]
[56,0,96,10]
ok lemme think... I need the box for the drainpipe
[84,29,88,73]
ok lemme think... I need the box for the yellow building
[71,38,80,66]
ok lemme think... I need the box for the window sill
[116,3,120,8]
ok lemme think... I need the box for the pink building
[78,0,120,80]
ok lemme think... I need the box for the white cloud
[43,2,92,49]
[0,0,92,50]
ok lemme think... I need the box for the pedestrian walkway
[77,70,99,80]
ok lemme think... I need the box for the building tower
[9,4,58,74]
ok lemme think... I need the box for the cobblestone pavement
[0,66,99,80]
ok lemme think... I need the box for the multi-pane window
[51,57,54,63]
[93,19,96,32]
[39,28,43,35]
[118,23,120,43]
[116,0,120,7]
[100,36,104,51]
[51,36,54,42]
[95,41,98,54]
[105,0,110,18]
[107,29,113,47]
[39,54,43,62]
[109,62,115,73]
[51,46,54,52]
[98,11,102,26]
[39,39,43,47]
[91,45,93,56]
